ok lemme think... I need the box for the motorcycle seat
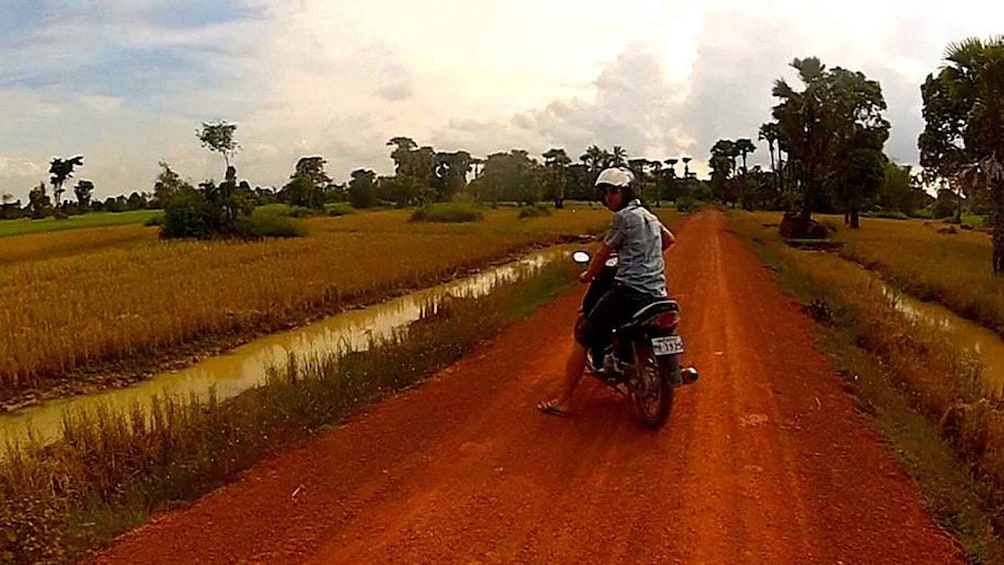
[629,299,679,323]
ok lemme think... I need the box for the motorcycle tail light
[652,311,679,329]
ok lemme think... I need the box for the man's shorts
[575,282,653,350]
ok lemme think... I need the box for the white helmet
[594,167,634,188]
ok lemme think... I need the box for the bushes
[410,202,484,223]
[676,197,700,214]
[779,213,830,239]
[819,218,841,233]
[160,187,214,239]
[160,181,304,240]
[865,210,909,220]
[518,204,552,219]
[326,203,355,217]
[246,209,308,238]
[282,205,318,218]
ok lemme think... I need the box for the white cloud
[0,157,44,180]
[80,95,124,113]
[431,42,696,164]
[3,0,1004,201]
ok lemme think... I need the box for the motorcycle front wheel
[630,342,674,429]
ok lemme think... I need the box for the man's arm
[580,243,614,283]
[660,223,676,251]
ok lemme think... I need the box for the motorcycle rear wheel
[630,342,673,429]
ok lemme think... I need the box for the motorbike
[572,249,698,428]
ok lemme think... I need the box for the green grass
[963,214,988,229]
[410,202,485,223]
[0,257,578,564]
[324,202,355,216]
[675,197,700,214]
[518,204,552,219]
[0,210,162,237]
[246,208,309,238]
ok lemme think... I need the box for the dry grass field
[751,211,1003,332]
[731,211,1004,497]
[0,206,623,396]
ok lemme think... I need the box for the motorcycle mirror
[571,250,591,264]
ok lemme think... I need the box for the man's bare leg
[537,342,588,415]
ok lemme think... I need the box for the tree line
[6,36,1001,266]
[360,138,703,210]
[700,35,1004,276]
[0,127,704,227]
[706,58,931,231]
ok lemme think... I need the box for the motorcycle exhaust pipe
[680,366,699,384]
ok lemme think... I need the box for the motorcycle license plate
[651,335,684,356]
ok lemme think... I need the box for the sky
[1,0,1002,201]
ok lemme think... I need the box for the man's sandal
[536,399,573,417]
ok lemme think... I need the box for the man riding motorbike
[536,167,675,417]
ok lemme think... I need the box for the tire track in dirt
[94,210,962,564]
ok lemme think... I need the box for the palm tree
[758,123,778,180]
[543,148,571,208]
[734,138,757,209]
[470,157,485,179]
[627,158,649,204]
[921,37,1004,272]
[627,158,647,182]
[776,135,788,194]
[49,155,84,207]
[611,145,628,167]
[710,140,738,204]
[735,138,756,175]
[773,57,828,221]
[724,140,741,178]
[664,158,679,178]
[580,145,605,174]
[73,180,95,209]
[648,160,663,206]
[664,158,680,203]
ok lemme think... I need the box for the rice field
[0,210,161,238]
[729,211,1004,490]
[0,205,623,397]
[0,224,157,266]
[748,211,1004,334]
[831,216,1004,333]
[0,255,580,564]
[730,212,982,405]
[730,210,1004,558]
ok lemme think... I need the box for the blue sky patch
[143,0,262,30]
[0,1,259,109]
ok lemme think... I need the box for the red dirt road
[94,211,962,564]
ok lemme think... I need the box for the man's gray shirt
[602,199,667,298]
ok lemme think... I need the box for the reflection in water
[1,249,568,450]
[882,285,1004,397]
